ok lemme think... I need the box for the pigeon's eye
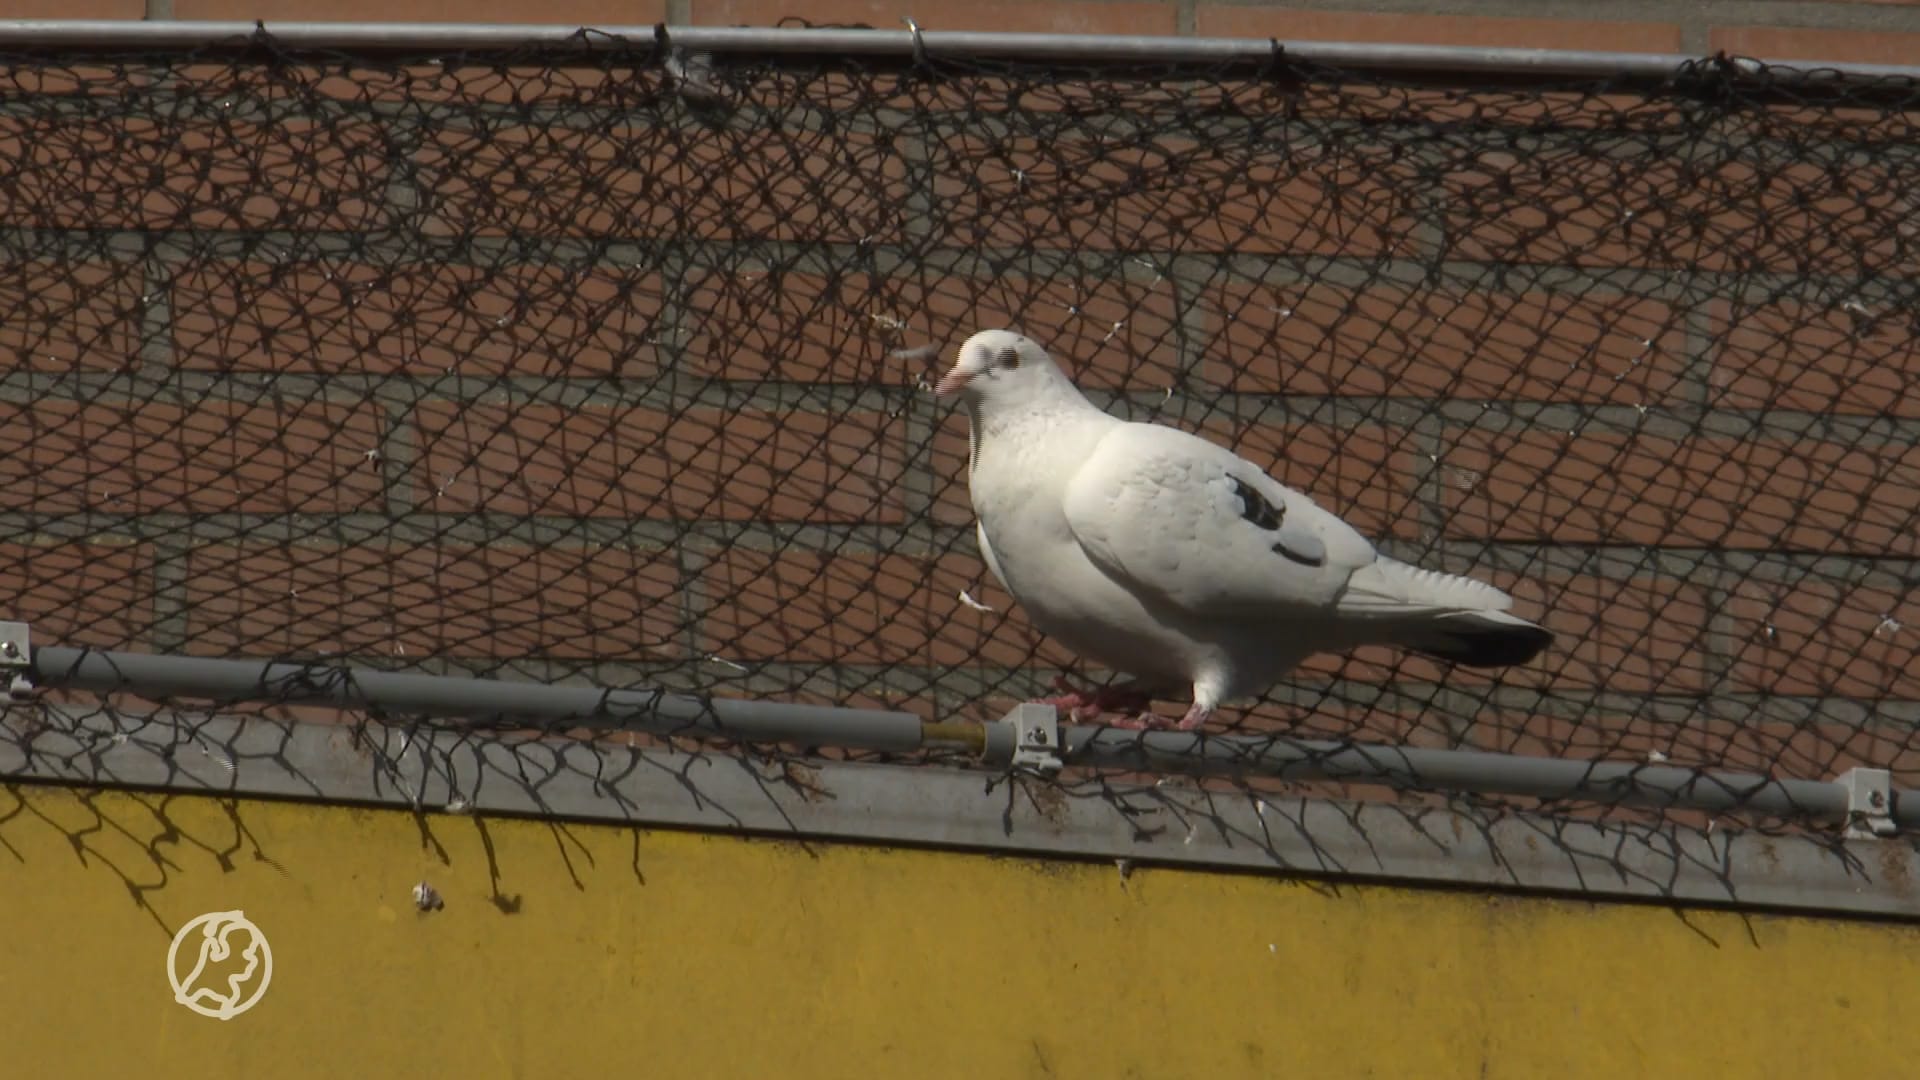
[996,347,1021,370]
[972,344,996,367]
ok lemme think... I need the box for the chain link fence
[1,26,1916,881]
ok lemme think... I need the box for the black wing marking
[1230,475,1325,567]
[1229,477,1281,531]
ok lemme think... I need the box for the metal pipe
[29,645,933,753]
[1062,726,1920,826]
[0,21,1914,85]
[25,643,1915,825]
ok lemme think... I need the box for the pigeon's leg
[1037,674,1105,722]
[1171,702,1213,731]
[1159,678,1222,732]
[1096,710,1176,730]
[1037,675,1168,723]
[1097,703,1209,731]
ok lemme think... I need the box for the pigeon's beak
[934,369,971,397]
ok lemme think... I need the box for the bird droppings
[412,881,444,912]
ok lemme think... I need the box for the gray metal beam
[26,644,1920,830]
[1062,727,1905,825]
[2,703,1914,920]
[0,21,1913,84]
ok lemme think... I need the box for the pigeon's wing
[1061,423,1378,619]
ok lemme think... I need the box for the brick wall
[0,20,1915,801]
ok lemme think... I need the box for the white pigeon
[937,328,1553,731]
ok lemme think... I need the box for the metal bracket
[1004,703,1063,775]
[1839,767,1896,839]
[0,621,32,701]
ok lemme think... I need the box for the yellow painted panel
[0,784,1914,1079]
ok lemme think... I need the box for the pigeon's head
[935,330,1070,404]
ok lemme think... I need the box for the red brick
[0,118,386,233]
[693,0,1174,33]
[0,542,150,650]
[930,133,1420,256]
[0,261,145,372]
[1442,431,1920,554]
[0,63,133,99]
[1710,26,1920,66]
[6,0,141,14]
[415,125,910,244]
[677,269,916,384]
[1727,577,1919,699]
[1466,707,1686,766]
[172,261,664,377]
[1197,8,1684,53]
[1209,697,1448,756]
[1505,573,1713,694]
[680,268,1183,392]
[416,402,907,522]
[1439,152,1905,275]
[175,0,666,19]
[310,63,646,108]
[1707,298,1920,417]
[1211,284,1684,404]
[702,548,1077,668]
[0,399,387,514]
[182,543,684,660]
[1773,721,1920,788]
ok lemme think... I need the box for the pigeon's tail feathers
[1338,557,1516,616]
[1395,609,1555,668]
[1338,558,1553,668]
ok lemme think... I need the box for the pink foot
[1036,675,1159,723]
[1092,704,1212,732]
[1173,703,1212,731]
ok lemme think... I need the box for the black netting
[0,31,1916,843]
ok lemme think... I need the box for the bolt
[1871,790,1887,809]
[0,641,16,658]
[1030,728,1049,745]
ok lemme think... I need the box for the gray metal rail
[0,21,1913,85]
[1064,724,1894,823]
[5,629,1910,831]
[24,643,948,754]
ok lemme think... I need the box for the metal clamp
[1004,703,1063,775]
[903,17,929,66]
[0,621,32,701]
[1838,767,1896,839]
